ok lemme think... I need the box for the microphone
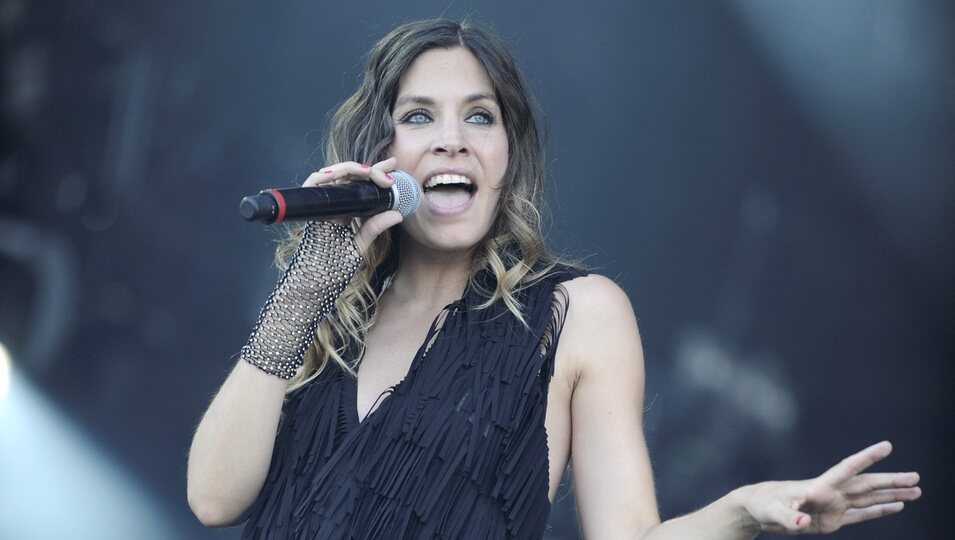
[239,170,421,224]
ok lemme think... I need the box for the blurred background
[1,0,951,538]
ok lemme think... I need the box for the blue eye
[399,110,432,124]
[467,110,495,125]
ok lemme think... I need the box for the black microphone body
[240,170,420,224]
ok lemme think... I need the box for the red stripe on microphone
[267,189,287,224]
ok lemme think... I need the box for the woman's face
[389,47,509,257]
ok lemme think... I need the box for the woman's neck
[387,242,474,310]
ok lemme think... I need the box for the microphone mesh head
[389,170,422,218]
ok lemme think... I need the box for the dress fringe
[242,267,585,539]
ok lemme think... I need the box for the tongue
[426,188,471,210]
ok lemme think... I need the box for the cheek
[493,132,509,164]
[387,140,409,164]
[482,134,509,182]
[484,186,505,227]
[388,132,423,164]
[482,141,508,213]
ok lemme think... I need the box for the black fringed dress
[242,266,585,539]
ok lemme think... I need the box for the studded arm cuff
[240,221,363,379]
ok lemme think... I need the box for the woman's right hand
[302,157,404,253]
[188,158,404,527]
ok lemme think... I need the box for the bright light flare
[0,350,178,539]
[0,341,10,403]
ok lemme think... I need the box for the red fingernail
[360,163,370,169]
[385,173,394,181]
[796,515,804,526]
[320,168,332,174]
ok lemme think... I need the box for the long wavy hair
[278,19,576,390]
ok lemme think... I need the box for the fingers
[842,502,905,526]
[354,210,402,253]
[743,443,918,535]
[843,471,920,495]
[850,487,922,508]
[817,441,893,487]
[371,156,398,175]
[298,158,403,249]
[302,167,337,188]
[302,157,398,189]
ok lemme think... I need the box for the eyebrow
[394,92,497,107]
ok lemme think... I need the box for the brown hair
[279,19,576,389]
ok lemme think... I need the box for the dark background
[1,1,951,538]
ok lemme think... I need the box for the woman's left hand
[738,441,921,535]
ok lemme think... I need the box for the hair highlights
[279,19,576,390]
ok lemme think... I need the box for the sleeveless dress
[242,265,585,539]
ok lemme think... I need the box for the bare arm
[559,274,661,537]
[641,441,921,538]
[561,276,921,539]
[187,362,289,526]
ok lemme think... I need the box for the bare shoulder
[563,274,636,335]
[556,273,643,382]
[559,273,635,319]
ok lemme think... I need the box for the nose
[431,120,468,157]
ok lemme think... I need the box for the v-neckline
[346,299,463,427]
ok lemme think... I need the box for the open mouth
[423,174,476,211]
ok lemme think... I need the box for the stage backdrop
[1,1,951,538]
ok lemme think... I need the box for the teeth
[424,174,472,189]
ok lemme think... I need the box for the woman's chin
[399,230,486,258]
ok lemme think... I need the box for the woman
[187,19,920,538]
